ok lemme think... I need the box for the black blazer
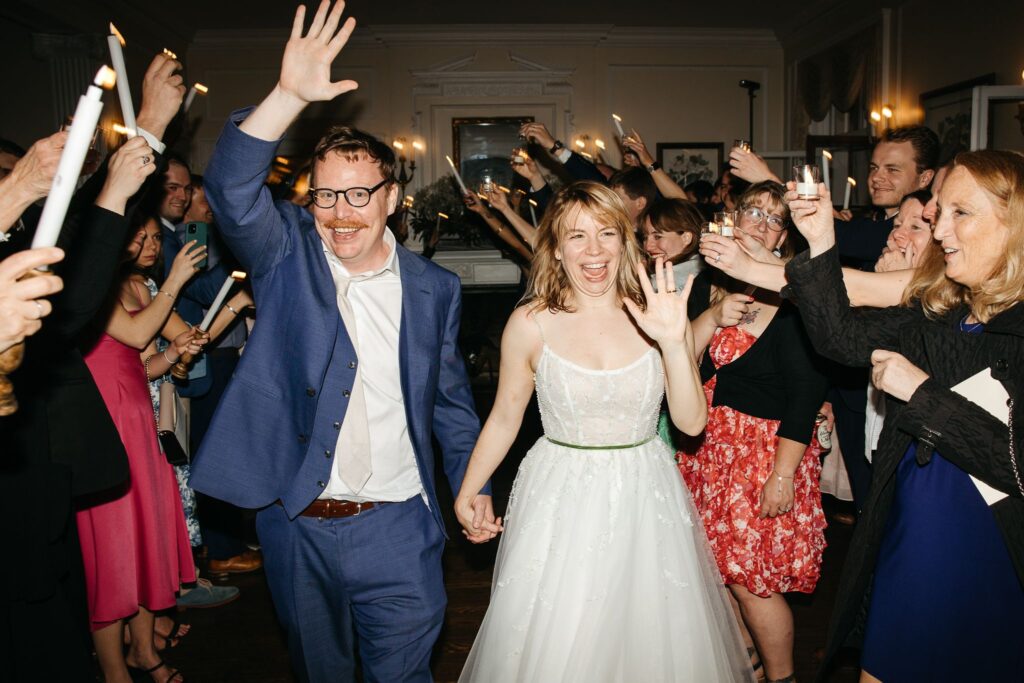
[784,246,1024,677]
[688,271,828,445]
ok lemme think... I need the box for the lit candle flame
[574,139,585,149]
[95,65,117,89]
[848,177,857,187]
[498,185,510,193]
[612,114,622,123]
[412,141,424,151]
[109,23,125,46]
[822,149,832,161]
[393,140,404,150]
[112,123,133,136]
[528,199,538,207]
[274,156,291,165]
[231,271,247,281]
[438,212,448,219]
[194,83,208,94]
[870,111,882,122]
[595,139,606,150]
[881,105,893,119]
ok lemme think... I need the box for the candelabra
[392,138,423,198]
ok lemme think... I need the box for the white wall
[185,24,785,185]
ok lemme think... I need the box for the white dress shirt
[320,230,423,503]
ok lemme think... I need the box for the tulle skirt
[459,437,754,682]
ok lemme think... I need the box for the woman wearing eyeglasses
[678,181,828,683]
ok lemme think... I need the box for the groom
[189,2,495,680]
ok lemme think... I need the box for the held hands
[277,1,358,105]
[784,181,836,253]
[623,258,694,348]
[454,494,503,544]
[870,350,929,402]
[98,136,156,211]
[759,470,795,518]
[166,239,207,289]
[5,131,67,203]
[0,247,64,354]
[135,52,185,137]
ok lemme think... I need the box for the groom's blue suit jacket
[189,109,482,534]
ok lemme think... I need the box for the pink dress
[77,318,195,630]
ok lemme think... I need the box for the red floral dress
[678,325,826,597]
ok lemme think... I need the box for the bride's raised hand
[278,1,358,105]
[623,257,694,348]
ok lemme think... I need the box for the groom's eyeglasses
[308,179,389,209]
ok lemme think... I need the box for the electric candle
[107,23,136,137]
[31,67,116,251]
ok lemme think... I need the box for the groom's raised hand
[241,0,359,142]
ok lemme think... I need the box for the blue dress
[861,327,1024,681]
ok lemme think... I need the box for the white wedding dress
[459,341,754,683]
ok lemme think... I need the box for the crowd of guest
[1,18,1022,683]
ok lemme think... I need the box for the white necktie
[331,275,372,493]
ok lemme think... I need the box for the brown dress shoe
[208,549,263,574]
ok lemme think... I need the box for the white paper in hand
[950,368,1010,505]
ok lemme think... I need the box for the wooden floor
[158,389,862,682]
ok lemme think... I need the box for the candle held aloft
[821,149,832,191]
[445,155,469,196]
[183,82,208,113]
[612,113,625,138]
[843,177,856,211]
[107,23,136,137]
[528,199,538,227]
[199,271,246,331]
[31,67,116,253]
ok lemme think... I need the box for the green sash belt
[546,436,654,450]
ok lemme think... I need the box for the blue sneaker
[177,578,240,609]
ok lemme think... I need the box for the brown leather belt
[284,499,387,519]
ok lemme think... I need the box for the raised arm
[485,187,537,250]
[624,260,708,435]
[0,132,65,233]
[623,130,686,199]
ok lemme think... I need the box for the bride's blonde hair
[523,181,646,313]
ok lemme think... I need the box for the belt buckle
[352,501,363,516]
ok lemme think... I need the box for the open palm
[280,1,359,104]
[623,259,693,346]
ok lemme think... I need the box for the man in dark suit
[189,3,494,681]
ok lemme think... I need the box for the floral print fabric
[678,325,826,597]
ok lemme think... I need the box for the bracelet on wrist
[163,349,179,364]
[225,303,240,316]
[158,289,175,301]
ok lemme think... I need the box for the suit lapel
[397,247,433,440]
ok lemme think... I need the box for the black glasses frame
[308,178,389,209]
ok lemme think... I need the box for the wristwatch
[646,161,662,173]
[549,140,565,154]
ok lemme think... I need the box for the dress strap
[530,310,546,344]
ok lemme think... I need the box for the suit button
[298,434,307,443]
[324,450,331,459]
[348,361,357,369]
[333,421,341,430]
[317,480,326,488]
[306,387,316,397]
[342,389,351,397]
[996,359,1009,372]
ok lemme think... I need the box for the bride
[455,182,754,682]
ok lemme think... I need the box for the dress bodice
[535,344,664,446]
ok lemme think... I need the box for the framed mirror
[452,116,534,194]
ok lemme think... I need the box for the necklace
[959,314,984,333]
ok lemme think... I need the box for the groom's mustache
[323,219,370,230]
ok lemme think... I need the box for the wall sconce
[392,136,424,196]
